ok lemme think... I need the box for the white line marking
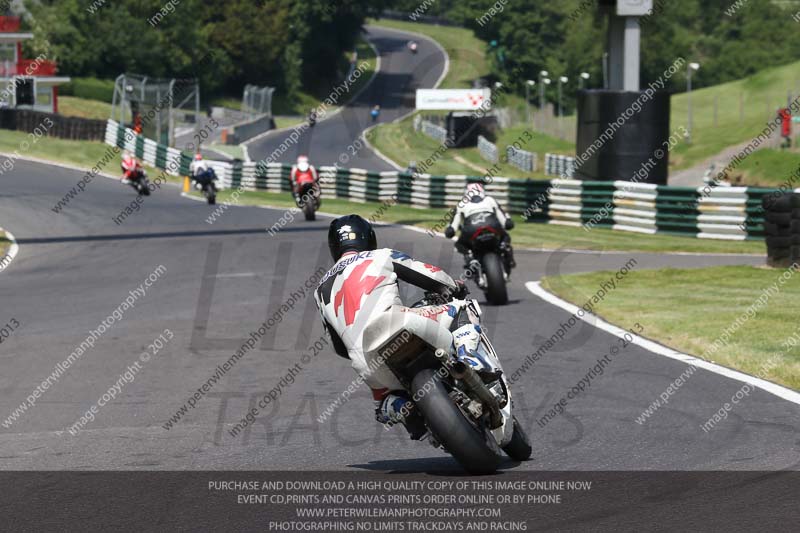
[526,281,800,406]
[206,272,259,278]
[0,228,19,274]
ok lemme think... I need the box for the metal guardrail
[477,135,498,163]
[414,115,448,144]
[544,153,576,178]
[506,146,537,172]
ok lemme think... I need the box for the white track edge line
[0,228,19,274]
[525,281,800,406]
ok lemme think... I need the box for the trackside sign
[415,89,492,111]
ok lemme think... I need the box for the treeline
[392,0,800,96]
[24,0,388,100]
[21,0,800,105]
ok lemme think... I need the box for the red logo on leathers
[334,260,386,326]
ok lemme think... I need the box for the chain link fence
[242,85,275,119]
[111,73,199,146]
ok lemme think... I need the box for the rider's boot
[375,392,426,440]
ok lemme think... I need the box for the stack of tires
[763,193,800,268]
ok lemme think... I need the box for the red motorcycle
[462,213,511,305]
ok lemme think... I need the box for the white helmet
[465,182,485,202]
[297,155,310,172]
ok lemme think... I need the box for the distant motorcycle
[127,169,151,196]
[308,110,317,127]
[194,169,218,205]
[408,40,418,54]
[461,213,512,305]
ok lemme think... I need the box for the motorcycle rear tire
[303,201,316,221]
[482,252,508,305]
[502,415,532,461]
[412,369,503,475]
[206,183,216,205]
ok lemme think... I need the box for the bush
[59,78,115,103]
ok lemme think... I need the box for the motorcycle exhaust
[450,359,504,430]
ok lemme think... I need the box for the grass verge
[735,148,800,188]
[0,130,177,184]
[670,59,800,172]
[541,265,800,390]
[202,188,765,254]
[58,96,112,120]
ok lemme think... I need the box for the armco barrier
[544,153,575,178]
[106,119,792,241]
[506,146,537,172]
[414,115,447,144]
[477,135,498,163]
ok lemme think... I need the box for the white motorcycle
[362,290,531,474]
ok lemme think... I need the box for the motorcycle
[194,169,217,205]
[462,213,512,305]
[296,182,319,221]
[308,111,317,127]
[408,41,418,54]
[127,169,151,196]
[363,291,531,474]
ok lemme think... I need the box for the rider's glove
[444,227,455,239]
[451,280,469,300]
[505,219,515,230]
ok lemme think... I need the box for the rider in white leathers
[315,215,490,436]
[445,183,516,270]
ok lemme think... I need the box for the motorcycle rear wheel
[303,200,316,221]
[412,368,503,474]
[502,415,532,461]
[205,183,216,205]
[482,252,508,305]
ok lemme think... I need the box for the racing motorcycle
[461,213,512,305]
[363,290,531,474]
[127,169,151,196]
[296,182,319,221]
[194,169,217,205]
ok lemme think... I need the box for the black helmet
[328,214,377,261]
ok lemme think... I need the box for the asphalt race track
[245,25,447,171]
[2,157,799,474]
